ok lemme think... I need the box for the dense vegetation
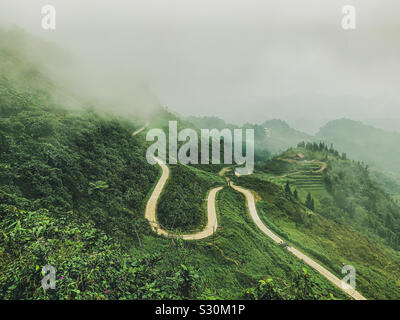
[242,143,400,298]
[0,29,345,300]
[2,27,400,300]
[157,165,224,232]
[183,187,346,299]
[0,29,196,299]
[259,141,400,250]
[0,98,159,246]
[0,206,200,299]
[324,157,400,250]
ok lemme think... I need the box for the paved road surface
[231,184,366,300]
[144,158,222,240]
[143,157,366,300]
[132,121,150,137]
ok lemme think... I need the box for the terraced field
[257,159,327,194]
[287,173,324,190]
[287,162,325,191]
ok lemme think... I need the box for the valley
[1,27,400,301]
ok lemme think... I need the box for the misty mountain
[187,116,311,158]
[186,116,238,130]
[0,30,351,300]
[316,118,400,175]
[2,26,400,300]
[244,119,312,154]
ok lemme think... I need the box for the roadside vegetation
[157,164,224,232]
[2,29,400,300]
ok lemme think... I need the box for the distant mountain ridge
[316,118,400,175]
[187,116,312,157]
[187,116,400,178]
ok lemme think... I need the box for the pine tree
[305,193,314,210]
[310,198,315,211]
[285,181,291,195]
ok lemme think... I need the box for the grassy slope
[255,193,400,299]
[2,28,399,300]
[260,145,400,248]
[239,148,400,299]
[140,187,347,299]
[0,29,343,300]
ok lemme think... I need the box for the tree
[293,189,298,200]
[305,193,314,211]
[297,141,305,148]
[310,198,315,211]
[285,181,291,195]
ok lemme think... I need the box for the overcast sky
[0,0,399,133]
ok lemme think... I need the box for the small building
[295,153,305,161]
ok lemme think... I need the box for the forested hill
[243,119,312,155]
[0,28,161,241]
[0,30,357,300]
[259,142,400,250]
[0,29,202,299]
[316,118,400,175]
[186,116,311,161]
[2,28,400,300]
[242,143,400,298]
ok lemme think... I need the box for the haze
[0,0,399,133]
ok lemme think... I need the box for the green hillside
[257,142,400,250]
[2,28,400,300]
[0,28,347,300]
[232,174,400,299]
[157,165,224,233]
[241,143,400,298]
[186,116,311,162]
[316,118,400,175]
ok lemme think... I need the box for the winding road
[231,184,366,300]
[144,157,222,240]
[132,121,150,137]
[143,158,366,300]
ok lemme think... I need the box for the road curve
[132,121,150,137]
[143,155,366,299]
[231,184,367,301]
[145,158,222,240]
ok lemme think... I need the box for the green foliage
[157,165,224,232]
[323,158,400,250]
[243,268,320,300]
[187,187,346,299]
[0,98,159,245]
[237,171,400,299]
[285,181,291,195]
[2,28,400,301]
[88,181,109,195]
[305,193,315,211]
[0,206,199,300]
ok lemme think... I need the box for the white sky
[0,0,399,132]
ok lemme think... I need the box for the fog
[0,0,399,133]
